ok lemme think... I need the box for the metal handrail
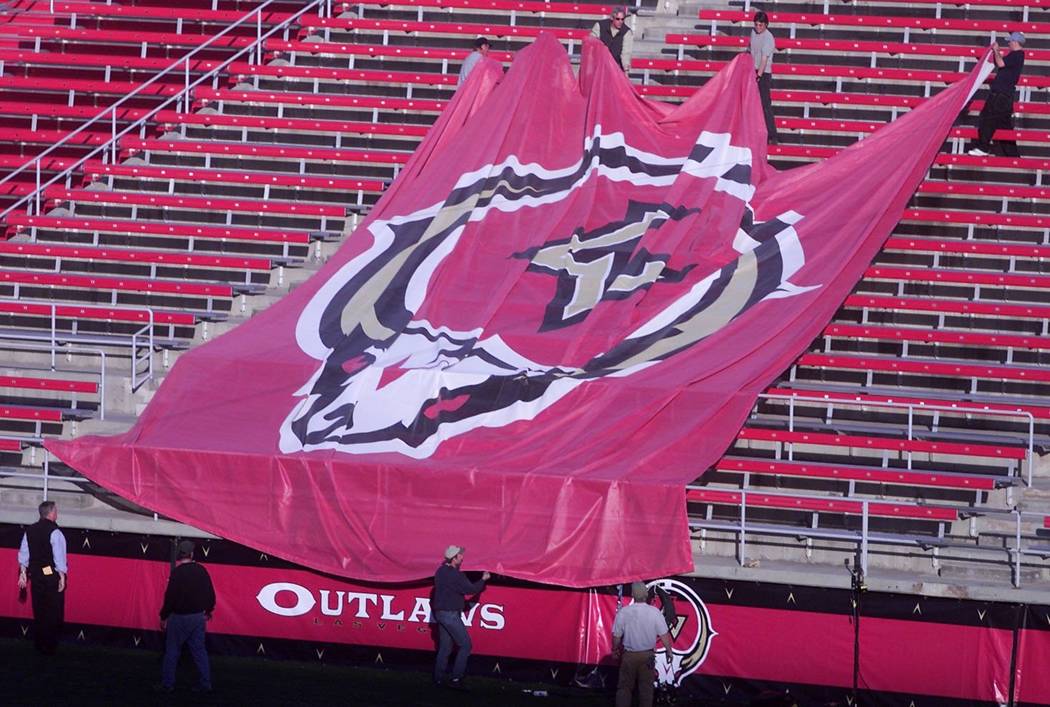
[0,454,51,500]
[0,339,106,419]
[1,300,154,398]
[0,0,331,220]
[41,302,150,392]
[759,392,1037,486]
[691,392,1044,587]
[690,499,1045,588]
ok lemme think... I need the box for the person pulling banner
[612,582,673,707]
[968,32,1026,157]
[432,545,490,691]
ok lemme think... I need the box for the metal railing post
[739,489,747,566]
[861,500,869,577]
[97,350,106,421]
[49,304,57,370]
[1026,414,1034,486]
[1014,510,1022,588]
[111,110,117,163]
[148,308,155,383]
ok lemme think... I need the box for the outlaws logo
[279,127,818,457]
[649,579,717,686]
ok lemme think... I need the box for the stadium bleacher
[0,0,1045,591]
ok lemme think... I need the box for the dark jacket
[433,563,486,612]
[989,50,1024,97]
[160,561,216,619]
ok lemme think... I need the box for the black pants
[757,73,778,144]
[974,92,1019,157]
[29,570,64,654]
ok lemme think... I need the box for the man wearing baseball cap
[969,32,1026,157]
[432,545,490,690]
[158,539,216,693]
[611,582,673,707]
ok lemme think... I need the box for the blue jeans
[161,612,211,690]
[433,610,472,682]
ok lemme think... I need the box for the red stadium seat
[796,352,1050,386]
[738,425,1027,461]
[46,186,350,219]
[696,9,1050,37]
[716,456,1000,492]
[686,487,960,521]
[822,323,1050,353]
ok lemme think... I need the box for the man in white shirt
[611,582,673,707]
[749,11,778,144]
[17,501,68,655]
[457,37,490,86]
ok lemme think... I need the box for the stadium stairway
[0,0,1047,597]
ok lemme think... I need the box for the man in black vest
[17,500,67,655]
[591,7,633,72]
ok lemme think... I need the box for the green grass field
[1,638,615,706]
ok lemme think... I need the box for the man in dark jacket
[968,32,1026,157]
[17,501,67,655]
[590,7,633,72]
[158,539,216,693]
[432,545,490,690]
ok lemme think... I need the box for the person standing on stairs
[968,32,1026,158]
[749,11,779,145]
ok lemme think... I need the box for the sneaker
[152,684,175,694]
[447,678,469,692]
[967,147,989,157]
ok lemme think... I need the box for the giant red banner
[47,35,994,586]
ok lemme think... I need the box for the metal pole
[1014,510,1022,588]
[1026,414,1034,487]
[739,490,747,566]
[49,305,57,370]
[98,351,106,421]
[148,309,155,385]
[861,500,869,577]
